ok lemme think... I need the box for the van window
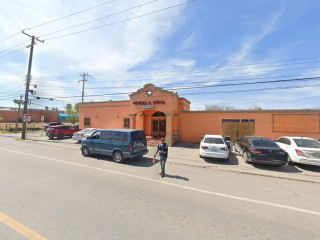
[101,131,114,141]
[132,131,146,141]
[114,132,128,142]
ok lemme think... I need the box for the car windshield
[293,139,320,148]
[251,139,278,148]
[204,137,224,144]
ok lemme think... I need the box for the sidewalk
[147,143,320,184]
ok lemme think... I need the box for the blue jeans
[160,156,167,174]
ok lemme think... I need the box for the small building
[79,84,320,146]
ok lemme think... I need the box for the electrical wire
[0,47,26,58]
[50,82,320,99]
[0,41,29,54]
[34,73,320,91]
[24,0,117,31]
[44,0,199,41]
[39,0,161,38]
[0,31,22,44]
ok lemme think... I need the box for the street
[0,135,320,240]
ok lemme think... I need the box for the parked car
[42,122,63,130]
[81,129,148,163]
[72,128,97,142]
[234,136,287,165]
[275,136,320,166]
[199,135,229,159]
[46,125,81,139]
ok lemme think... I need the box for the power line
[49,81,320,99]
[167,76,320,91]
[44,0,199,41]
[24,0,117,31]
[0,41,29,54]
[181,83,320,96]
[0,0,117,44]
[0,47,26,58]
[0,31,22,44]
[39,0,161,38]
[34,73,320,91]
[32,62,320,82]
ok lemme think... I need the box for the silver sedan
[72,128,97,142]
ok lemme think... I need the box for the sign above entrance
[133,100,165,105]
[143,105,154,109]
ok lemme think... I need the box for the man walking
[154,138,168,178]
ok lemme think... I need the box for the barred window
[124,118,130,128]
[84,118,91,127]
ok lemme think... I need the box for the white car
[275,136,320,166]
[72,128,97,142]
[199,135,229,159]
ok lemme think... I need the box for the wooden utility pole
[21,31,44,139]
[79,73,89,103]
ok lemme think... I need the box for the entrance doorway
[151,112,166,137]
[222,119,255,141]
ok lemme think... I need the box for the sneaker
[161,172,165,178]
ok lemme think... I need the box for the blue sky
[1,0,320,111]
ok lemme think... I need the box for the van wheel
[82,147,90,157]
[57,133,64,139]
[113,151,124,163]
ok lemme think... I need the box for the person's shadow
[164,174,189,181]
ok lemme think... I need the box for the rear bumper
[251,159,287,165]
[299,158,320,166]
[200,149,229,159]
[72,136,82,141]
[124,149,149,159]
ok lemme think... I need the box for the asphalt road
[0,135,319,240]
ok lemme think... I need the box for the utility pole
[79,73,89,103]
[15,95,23,132]
[21,31,44,139]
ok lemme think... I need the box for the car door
[67,126,74,136]
[99,131,115,156]
[89,130,101,154]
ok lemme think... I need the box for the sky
[1,0,320,111]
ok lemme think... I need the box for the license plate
[211,147,217,152]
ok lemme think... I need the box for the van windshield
[132,131,146,141]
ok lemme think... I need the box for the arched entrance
[151,111,166,137]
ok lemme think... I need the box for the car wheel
[244,151,252,163]
[199,154,204,158]
[48,135,54,140]
[57,133,64,139]
[113,151,124,163]
[82,146,90,157]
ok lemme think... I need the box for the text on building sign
[133,100,165,105]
